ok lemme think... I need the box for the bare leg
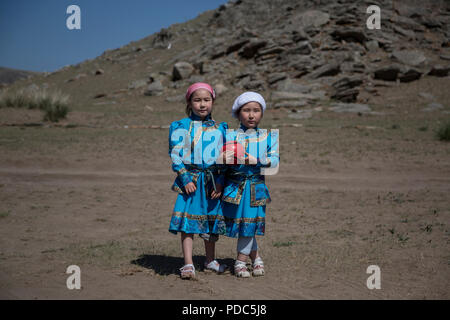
[181,232,194,265]
[204,239,215,264]
[249,250,259,262]
[237,252,248,263]
[237,237,259,263]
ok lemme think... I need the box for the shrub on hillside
[0,88,70,122]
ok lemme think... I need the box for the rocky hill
[0,67,38,87]
[2,0,450,124]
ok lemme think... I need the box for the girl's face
[189,89,213,119]
[238,102,262,129]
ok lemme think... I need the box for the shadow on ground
[131,254,235,276]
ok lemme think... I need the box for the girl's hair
[185,91,215,116]
[185,104,192,117]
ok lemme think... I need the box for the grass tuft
[436,121,450,141]
[0,88,70,122]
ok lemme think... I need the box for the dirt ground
[0,77,449,300]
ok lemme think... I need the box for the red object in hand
[222,141,245,164]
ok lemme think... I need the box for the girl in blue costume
[221,92,279,278]
[168,83,228,279]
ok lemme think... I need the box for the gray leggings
[237,236,258,256]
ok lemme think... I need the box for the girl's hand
[218,150,235,165]
[244,152,258,165]
[184,182,196,195]
[210,184,223,199]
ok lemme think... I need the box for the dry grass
[436,121,450,141]
[0,87,70,122]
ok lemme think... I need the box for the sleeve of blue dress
[260,129,280,168]
[168,120,192,186]
[215,121,228,186]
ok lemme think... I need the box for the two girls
[168,84,278,279]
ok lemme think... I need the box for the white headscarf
[231,91,266,118]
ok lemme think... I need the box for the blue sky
[0,0,227,72]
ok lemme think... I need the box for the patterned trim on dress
[172,211,264,224]
[250,182,268,207]
[172,211,225,221]
[222,179,246,205]
[172,174,199,194]
[225,216,265,224]
[172,185,183,193]
[189,121,220,151]
[236,130,269,143]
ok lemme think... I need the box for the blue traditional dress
[221,124,279,238]
[168,113,228,235]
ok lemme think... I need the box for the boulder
[391,50,426,67]
[394,3,428,18]
[331,29,367,43]
[391,15,425,31]
[242,79,265,91]
[290,10,330,29]
[271,91,317,101]
[153,28,172,48]
[276,78,315,93]
[128,79,148,90]
[172,62,194,81]
[419,16,442,29]
[214,83,228,96]
[332,76,364,91]
[373,65,401,81]
[226,39,250,54]
[365,40,379,52]
[331,76,364,102]
[331,88,359,103]
[329,103,372,114]
[144,81,164,96]
[309,63,341,79]
[393,25,416,39]
[239,39,268,59]
[199,61,214,74]
[210,47,226,60]
[288,109,313,119]
[165,94,185,103]
[268,72,287,85]
[286,41,312,55]
[292,29,309,42]
[256,46,285,57]
[276,101,308,108]
[335,15,357,25]
[428,65,450,77]
[398,68,422,82]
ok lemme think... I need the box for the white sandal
[252,257,265,277]
[180,264,196,279]
[204,260,227,274]
[234,260,251,278]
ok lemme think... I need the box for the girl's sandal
[252,258,265,277]
[180,264,196,280]
[234,261,251,278]
[204,260,228,274]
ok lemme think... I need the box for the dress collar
[190,113,212,122]
[240,123,259,132]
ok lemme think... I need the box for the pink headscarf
[185,82,216,102]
